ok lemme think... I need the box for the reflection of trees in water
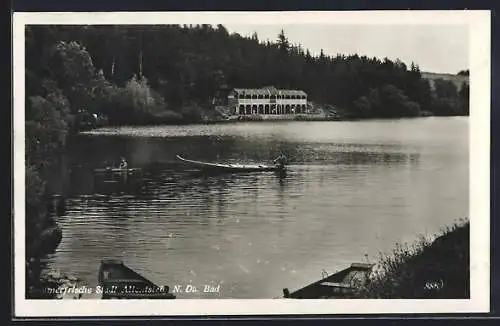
[220,138,299,163]
[66,166,149,198]
[63,134,422,225]
[200,174,241,219]
[67,136,128,167]
[69,126,424,168]
[276,173,287,219]
[166,135,423,168]
[214,176,230,218]
[141,170,243,220]
[62,193,174,260]
[38,154,72,198]
[55,197,135,259]
[123,136,242,165]
[149,170,291,220]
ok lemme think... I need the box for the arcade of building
[228,87,308,115]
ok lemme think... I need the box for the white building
[227,86,308,115]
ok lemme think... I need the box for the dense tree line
[26,24,469,125]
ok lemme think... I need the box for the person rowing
[273,153,288,169]
[119,157,128,170]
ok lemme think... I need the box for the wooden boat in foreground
[98,259,175,299]
[176,155,284,173]
[282,263,374,299]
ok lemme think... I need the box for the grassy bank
[356,218,469,299]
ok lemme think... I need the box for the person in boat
[273,153,288,169]
[119,157,128,170]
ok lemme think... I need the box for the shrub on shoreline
[356,218,470,299]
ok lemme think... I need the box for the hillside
[421,72,469,91]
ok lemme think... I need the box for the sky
[223,24,469,74]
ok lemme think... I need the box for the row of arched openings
[238,94,306,100]
[238,104,307,115]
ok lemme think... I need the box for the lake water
[45,117,469,299]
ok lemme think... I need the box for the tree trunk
[138,31,143,78]
[139,50,143,78]
[111,55,115,77]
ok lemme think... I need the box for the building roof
[232,87,307,97]
[280,89,307,96]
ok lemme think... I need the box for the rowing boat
[176,155,284,172]
[93,167,142,175]
[98,259,175,299]
[282,263,374,299]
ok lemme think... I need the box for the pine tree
[277,29,290,53]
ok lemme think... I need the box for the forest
[25,25,469,130]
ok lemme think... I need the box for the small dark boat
[93,167,143,176]
[93,167,143,187]
[98,259,175,299]
[282,263,374,299]
[176,155,284,173]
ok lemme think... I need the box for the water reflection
[47,119,468,298]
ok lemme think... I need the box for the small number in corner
[424,279,444,290]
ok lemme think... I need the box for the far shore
[79,113,469,132]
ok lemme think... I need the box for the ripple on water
[50,119,468,298]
